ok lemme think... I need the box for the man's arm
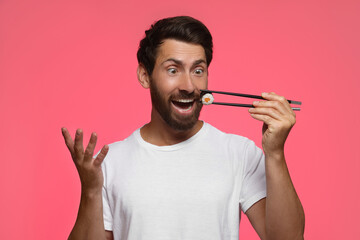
[62,128,113,240]
[68,190,110,240]
[246,92,305,240]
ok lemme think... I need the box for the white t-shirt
[101,122,266,240]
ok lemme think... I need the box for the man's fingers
[94,145,109,166]
[249,113,274,126]
[74,129,84,160]
[61,127,75,156]
[261,92,294,115]
[84,132,97,162]
[249,107,282,121]
[63,128,108,167]
[251,101,285,119]
[253,100,289,115]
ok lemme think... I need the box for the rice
[201,93,214,105]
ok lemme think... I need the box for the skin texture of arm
[245,92,305,240]
[105,231,114,240]
[62,128,113,240]
[68,190,109,240]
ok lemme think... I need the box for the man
[62,16,305,240]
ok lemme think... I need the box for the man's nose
[178,73,196,93]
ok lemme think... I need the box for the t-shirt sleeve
[102,184,113,231]
[96,150,113,231]
[239,140,267,213]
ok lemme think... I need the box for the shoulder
[102,129,139,165]
[203,122,264,175]
[204,122,255,151]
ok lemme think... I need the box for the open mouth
[171,99,195,112]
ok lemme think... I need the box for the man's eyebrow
[161,58,207,66]
[192,59,207,67]
[161,58,183,65]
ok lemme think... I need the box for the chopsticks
[200,89,302,111]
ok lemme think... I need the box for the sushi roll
[201,93,214,105]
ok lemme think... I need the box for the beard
[149,78,203,131]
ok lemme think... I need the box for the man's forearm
[265,153,305,240]
[68,190,107,240]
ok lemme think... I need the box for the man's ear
[137,64,150,89]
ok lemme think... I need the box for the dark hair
[137,16,213,76]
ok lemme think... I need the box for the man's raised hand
[61,128,109,194]
[248,92,296,158]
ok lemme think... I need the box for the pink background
[1,0,359,239]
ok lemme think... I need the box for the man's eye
[167,68,177,74]
[194,69,204,75]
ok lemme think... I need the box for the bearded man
[62,16,305,240]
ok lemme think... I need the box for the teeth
[174,99,194,103]
[183,105,192,111]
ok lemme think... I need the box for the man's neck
[140,111,203,146]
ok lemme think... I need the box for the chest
[107,152,235,214]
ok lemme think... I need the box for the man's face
[149,39,208,131]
